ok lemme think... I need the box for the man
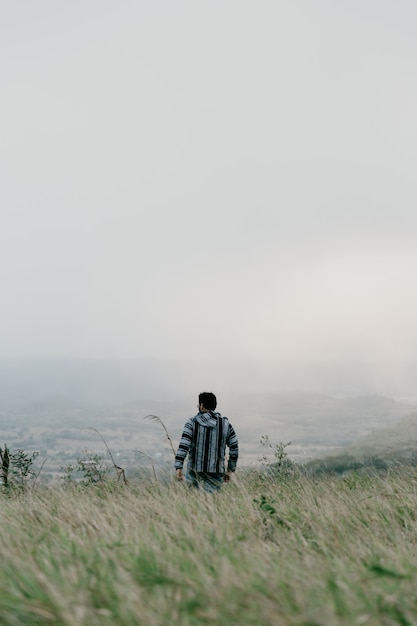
[175,392,239,491]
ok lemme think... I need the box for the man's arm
[175,419,194,478]
[226,422,239,475]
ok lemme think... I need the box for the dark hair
[198,392,217,411]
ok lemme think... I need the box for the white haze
[1,1,417,395]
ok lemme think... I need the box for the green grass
[1,470,417,625]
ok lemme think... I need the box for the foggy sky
[2,1,417,365]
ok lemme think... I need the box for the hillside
[1,471,417,625]
[344,411,417,463]
[304,411,417,474]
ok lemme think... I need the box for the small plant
[254,494,277,515]
[77,449,110,485]
[61,428,129,487]
[61,449,110,486]
[82,428,128,485]
[60,462,76,487]
[259,435,294,477]
[0,445,40,490]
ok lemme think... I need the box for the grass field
[1,469,417,625]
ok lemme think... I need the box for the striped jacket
[175,411,239,473]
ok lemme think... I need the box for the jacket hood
[195,411,221,428]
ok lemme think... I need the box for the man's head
[198,391,217,412]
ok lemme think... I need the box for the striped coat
[175,411,239,473]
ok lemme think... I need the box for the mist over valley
[2,358,417,480]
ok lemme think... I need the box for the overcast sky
[1,0,417,365]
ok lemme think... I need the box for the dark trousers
[186,469,224,492]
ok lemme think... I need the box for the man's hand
[176,468,184,481]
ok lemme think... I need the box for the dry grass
[1,470,417,625]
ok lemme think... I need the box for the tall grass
[1,470,417,625]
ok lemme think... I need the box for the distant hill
[304,411,417,473]
[346,411,417,460]
[217,392,417,448]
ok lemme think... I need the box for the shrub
[0,444,39,490]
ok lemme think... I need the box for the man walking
[175,392,239,492]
